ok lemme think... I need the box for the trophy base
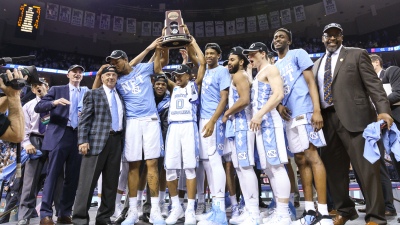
[161,34,191,48]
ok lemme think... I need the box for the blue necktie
[39,113,47,134]
[111,89,119,131]
[323,52,333,104]
[71,88,79,129]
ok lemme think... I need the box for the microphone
[0,55,36,66]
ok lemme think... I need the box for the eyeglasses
[323,34,342,39]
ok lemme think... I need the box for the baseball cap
[106,50,128,62]
[230,46,250,66]
[243,42,269,55]
[102,65,118,74]
[222,60,229,67]
[323,23,343,33]
[68,64,85,72]
[154,73,168,85]
[38,78,48,86]
[172,64,191,75]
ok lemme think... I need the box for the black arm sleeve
[0,113,10,138]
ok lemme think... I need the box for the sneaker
[239,197,246,213]
[184,209,197,225]
[150,206,167,225]
[121,207,139,225]
[230,204,240,221]
[142,201,151,222]
[260,207,274,220]
[230,209,249,225]
[310,212,334,225]
[181,203,186,216]
[197,203,228,225]
[268,198,276,209]
[225,193,231,209]
[160,200,169,218]
[165,204,184,224]
[239,211,259,225]
[260,209,275,224]
[196,206,214,221]
[196,202,207,215]
[137,200,144,218]
[261,213,291,225]
[113,203,124,218]
[292,210,317,225]
[289,202,297,221]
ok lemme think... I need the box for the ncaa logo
[267,150,277,158]
[309,132,318,140]
[238,152,247,160]
[218,143,224,150]
[250,43,255,48]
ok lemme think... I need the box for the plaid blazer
[78,86,125,156]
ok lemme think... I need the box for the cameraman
[0,69,25,143]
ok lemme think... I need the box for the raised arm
[129,37,163,67]
[154,46,163,75]
[191,37,206,89]
[181,24,199,68]
[222,73,250,123]
[250,66,284,131]
[303,68,323,131]
[92,64,110,89]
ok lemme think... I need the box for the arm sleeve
[34,87,57,113]
[78,91,94,145]
[219,67,232,91]
[296,49,314,72]
[0,113,10,138]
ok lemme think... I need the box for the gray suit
[313,46,391,224]
[72,86,125,225]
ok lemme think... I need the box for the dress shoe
[332,214,359,225]
[365,222,379,225]
[358,208,366,213]
[385,211,397,216]
[294,202,300,208]
[57,216,73,224]
[17,219,30,225]
[40,216,55,225]
[329,209,337,217]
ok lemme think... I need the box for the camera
[0,55,41,90]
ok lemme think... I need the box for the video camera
[0,55,41,90]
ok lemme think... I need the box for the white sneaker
[239,211,259,225]
[260,208,274,219]
[150,206,167,225]
[261,210,276,224]
[184,209,196,225]
[160,200,169,218]
[195,207,214,221]
[196,202,207,215]
[230,209,249,225]
[121,207,139,225]
[230,204,240,221]
[112,203,124,218]
[261,213,291,225]
[137,200,143,218]
[165,204,184,224]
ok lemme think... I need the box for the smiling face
[322,28,343,53]
[174,73,190,88]
[228,54,242,74]
[67,68,83,85]
[32,83,48,98]
[247,51,265,69]
[154,79,167,97]
[101,71,118,89]
[273,31,291,52]
[205,48,220,67]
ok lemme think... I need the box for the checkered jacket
[78,86,125,156]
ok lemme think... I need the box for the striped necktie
[323,52,333,104]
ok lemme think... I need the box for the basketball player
[243,42,292,225]
[222,46,259,225]
[273,28,333,225]
[162,36,206,225]
[195,43,231,225]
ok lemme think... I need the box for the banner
[247,16,256,33]
[142,21,151,36]
[59,6,71,23]
[280,8,292,25]
[195,22,204,37]
[270,11,280,29]
[226,20,236,35]
[126,18,136,33]
[294,5,306,22]
[113,16,124,32]
[236,18,245,34]
[323,0,337,15]
[215,21,224,36]
[153,22,162,36]
[257,14,269,31]
[45,3,59,21]
[205,21,214,37]
[99,14,110,30]
[186,22,194,35]
[71,9,83,26]
[83,11,95,28]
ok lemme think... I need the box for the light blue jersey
[200,65,231,119]
[116,62,157,119]
[274,49,314,118]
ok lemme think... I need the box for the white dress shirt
[317,45,343,109]
[103,84,123,131]
[67,83,80,127]
[377,69,383,80]
[22,96,42,148]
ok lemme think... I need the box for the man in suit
[370,54,386,80]
[35,65,88,225]
[312,23,393,225]
[72,65,125,225]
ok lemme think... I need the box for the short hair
[274,28,292,42]
[370,54,383,67]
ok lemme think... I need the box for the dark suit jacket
[34,85,88,151]
[312,46,391,132]
[78,86,126,156]
[382,66,400,123]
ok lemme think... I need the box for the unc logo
[238,152,247,160]
[232,47,236,51]
[309,132,318,140]
[196,155,200,161]
[132,85,141,94]
[267,150,277,158]
[283,85,290,95]
[161,144,164,150]
[112,50,117,55]
[250,43,255,48]
[218,143,224,150]
[178,65,182,70]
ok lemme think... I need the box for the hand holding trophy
[161,10,191,48]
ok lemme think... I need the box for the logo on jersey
[267,150,277,158]
[218,143,224,150]
[196,155,200,162]
[238,152,247,160]
[309,132,318,140]
[283,85,290,95]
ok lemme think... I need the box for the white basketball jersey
[228,71,252,132]
[169,81,199,123]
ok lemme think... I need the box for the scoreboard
[15,4,41,40]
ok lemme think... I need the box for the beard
[229,62,240,74]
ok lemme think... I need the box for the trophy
[161,10,191,48]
